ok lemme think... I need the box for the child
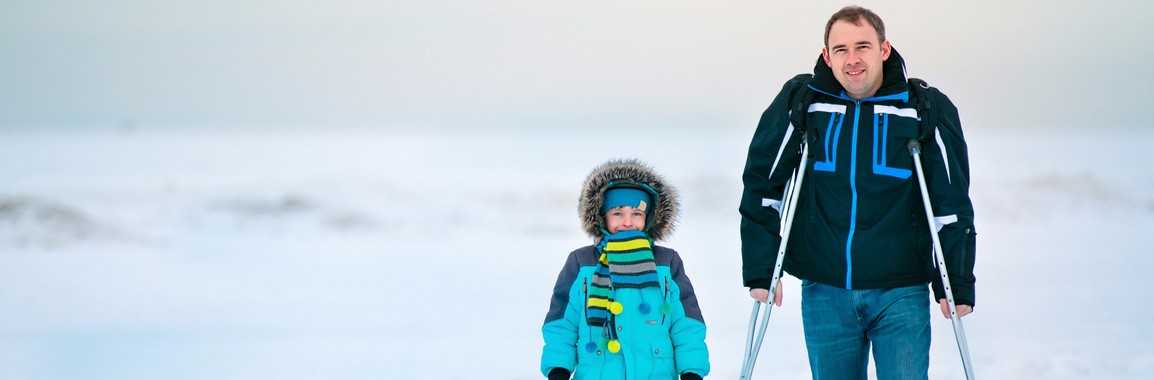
[541,159,709,380]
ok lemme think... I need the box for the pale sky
[0,0,1149,132]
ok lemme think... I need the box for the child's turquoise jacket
[541,244,709,379]
[541,159,709,379]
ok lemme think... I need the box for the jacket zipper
[661,276,670,325]
[581,277,589,318]
[845,100,863,290]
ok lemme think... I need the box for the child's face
[604,206,646,234]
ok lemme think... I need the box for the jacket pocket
[646,338,676,380]
[873,112,917,179]
[574,341,606,380]
[810,109,846,174]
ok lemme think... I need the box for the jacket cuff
[931,280,974,307]
[747,278,775,291]
[547,367,571,380]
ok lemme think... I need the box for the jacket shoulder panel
[542,246,599,325]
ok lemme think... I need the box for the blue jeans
[800,280,930,380]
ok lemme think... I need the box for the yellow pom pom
[607,340,621,353]
[609,302,623,314]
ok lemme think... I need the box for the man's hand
[939,299,973,319]
[749,280,783,306]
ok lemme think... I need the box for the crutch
[907,139,976,380]
[740,139,809,380]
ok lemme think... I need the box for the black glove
[681,373,703,380]
[547,367,571,380]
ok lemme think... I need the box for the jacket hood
[810,46,910,100]
[579,159,679,242]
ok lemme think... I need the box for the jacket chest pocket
[871,105,919,179]
[807,103,847,174]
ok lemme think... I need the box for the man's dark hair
[824,6,886,47]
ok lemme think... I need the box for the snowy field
[1,126,1152,379]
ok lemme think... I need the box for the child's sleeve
[540,251,582,377]
[667,251,710,378]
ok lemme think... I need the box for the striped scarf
[586,230,660,327]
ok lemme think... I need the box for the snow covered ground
[1,126,1152,379]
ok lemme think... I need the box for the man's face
[822,19,891,100]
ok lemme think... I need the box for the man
[739,6,976,379]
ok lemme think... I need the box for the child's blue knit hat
[600,187,651,214]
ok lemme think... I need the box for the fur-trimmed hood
[579,159,679,242]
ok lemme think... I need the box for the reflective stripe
[808,102,847,114]
[762,198,782,213]
[767,122,795,181]
[874,105,918,118]
[934,214,958,233]
[935,127,953,184]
